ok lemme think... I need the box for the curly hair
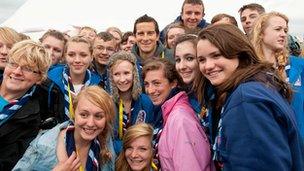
[108,51,142,102]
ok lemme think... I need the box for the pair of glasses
[7,62,41,74]
[94,46,115,53]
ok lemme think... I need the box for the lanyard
[76,149,85,171]
[67,83,75,119]
[119,99,124,139]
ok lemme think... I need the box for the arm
[222,100,293,171]
[169,113,211,171]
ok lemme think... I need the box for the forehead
[136,22,156,33]
[42,36,65,47]
[112,60,133,70]
[241,9,260,17]
[67,41,90,51]
[267,16,287,26]
[94,38,115,47]
[183,4,203,12]
[130,136,151,147]
[145,68,166,81]
[76,96,103,112]
[176,41,195,51]
[80,29,95,35]
[197,39,218,55]
[167,27,185,35]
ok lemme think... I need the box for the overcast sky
[1,0,303,37]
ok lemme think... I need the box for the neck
[96,63,106,74]
[120,90,132,102]
[0,86,28,101]
[139,46,157,61]
[74,132,91,149]
[262,45,277,66]
[70,69,86,85]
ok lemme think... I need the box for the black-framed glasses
[7,62,41,74]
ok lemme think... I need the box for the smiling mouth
[83,128,96,135]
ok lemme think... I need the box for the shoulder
[35,122,68,147]
[90,71,102,84]
[48,65,64,79]
[227,81,285,106]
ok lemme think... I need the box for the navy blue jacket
[212,81,304,170]
[159,16,209,43]
[113,93,154,154]
[46,65,102,122]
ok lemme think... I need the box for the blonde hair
[0,27,22,45]
[73,85,115,165]
[64,36,93,56]
[115,123,154,171]
[108,51,142,102]
[79,26,97,34]
[250,12,289,77]
[8,40,52,81]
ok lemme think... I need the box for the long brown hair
[194,24,292,111]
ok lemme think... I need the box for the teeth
[83,128,95,135]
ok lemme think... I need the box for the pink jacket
[158,91,212,171]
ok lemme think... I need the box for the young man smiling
[159,0,209,43]
[131,14,174,67]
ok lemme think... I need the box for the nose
[280,30,287,37]
[0,46,9,56]
[179,59,187,70]
[204,58,215,70]
[130,149,138,158]
[12,66,23,75]
[190,13,196,19]
[146,85,156,96]
[74,55,81,62]
[86,116,95,127]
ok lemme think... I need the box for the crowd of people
[0,0,303,170]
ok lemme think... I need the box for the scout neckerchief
[0,86,36,126]
[65,122,100,171]
[118,98,130,139]
[62,66,91,120]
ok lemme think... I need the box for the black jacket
[0,89,45,171]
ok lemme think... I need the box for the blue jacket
[159,16,209,43]
[13,121,116,171]
[113,93,154,154]
[286,55,304,139]
[48,65,102,95]
[46,65,102,122]
[211,81,304,171]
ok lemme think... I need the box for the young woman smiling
[116,123,154,171]
[13,86,116,171]
[46,36,102,123]
[143,58,212,171]
[195,24,304,170]
[174,34,203,120]
[107,51,154,155]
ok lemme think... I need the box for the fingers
[67,152,81,170]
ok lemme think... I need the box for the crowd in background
[0,0,304,170]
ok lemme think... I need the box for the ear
[35,75,44,85]
[170,80,178,89]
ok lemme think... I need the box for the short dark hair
[96,31,115,41]
[181,0,204,14]
[121,31,134,44]
[211,13,238,27]
[39,29,67,44]
[238,3,265,14]
[133,14,159,35]
[142,58,183,86]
